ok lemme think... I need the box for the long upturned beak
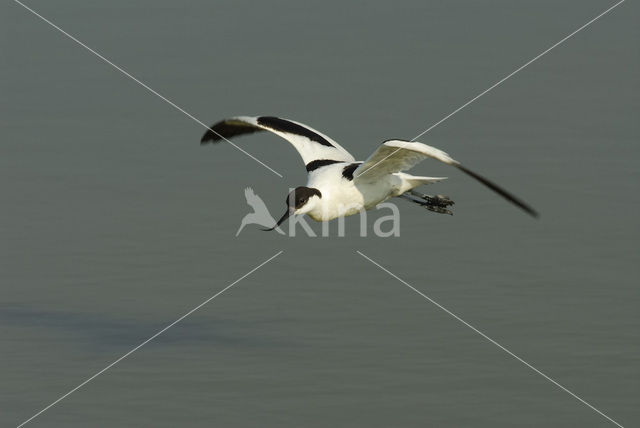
[261,208,293,231]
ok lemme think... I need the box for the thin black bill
[261,209,292,231]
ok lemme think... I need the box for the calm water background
[2,1,638,426]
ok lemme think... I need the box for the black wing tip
[456,164,539,219]
[200,132,213,144]
[200,118,264,145]
[522,205,540,219]
[200,128,221,144]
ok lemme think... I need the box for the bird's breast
[305,165,401,221]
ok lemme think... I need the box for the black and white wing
[354,140,538,217]
[201,116,355,169]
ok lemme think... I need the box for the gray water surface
[2,1,638,427]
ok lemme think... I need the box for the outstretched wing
[201,116,355,168]
[355,140,538,217]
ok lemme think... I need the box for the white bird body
[306,162,366,220]
[200,115,537,227]
[306,164,440,221]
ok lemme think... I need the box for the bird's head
[263,186,322,231]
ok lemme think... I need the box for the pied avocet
[201,116,537,229]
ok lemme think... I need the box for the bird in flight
[201,116,538,230]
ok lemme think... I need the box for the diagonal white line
[13,0,283,178]
[356,250,625,428]
[355,0,625,178]
[16,250,284,428]
[410,0,625,142]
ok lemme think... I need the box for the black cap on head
[263,187,322,232]
[286,186,322,209]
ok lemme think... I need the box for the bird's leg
[401,190,455,215]
[409,190,454,208]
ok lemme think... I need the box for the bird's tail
[410,175,447,184]
[395,173,447,195]
[404,174,447,188]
